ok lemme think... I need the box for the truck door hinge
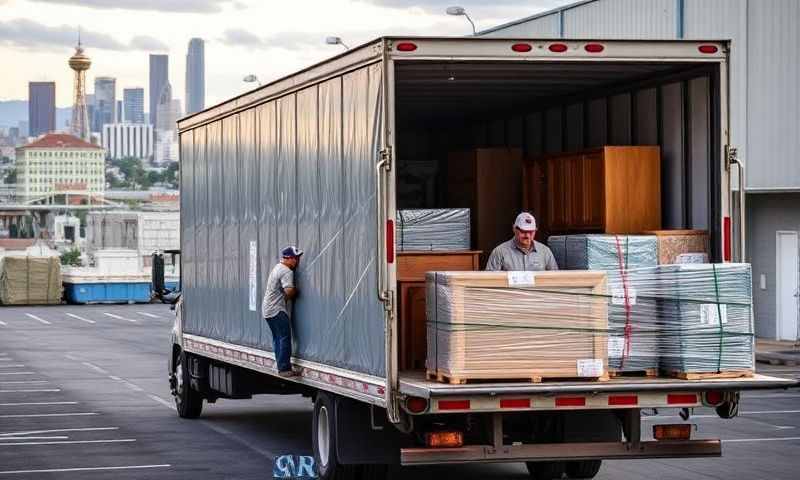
[379,147,393,171]
[725,145,739,169]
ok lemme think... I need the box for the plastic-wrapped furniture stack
[0,255,62,305]
[397,209,471,252]
[425,270,609,383]
[548,234,659,374]
[657,263,754,378]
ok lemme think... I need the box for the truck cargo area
[394,59,724,380]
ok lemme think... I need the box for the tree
[60,247,82,266]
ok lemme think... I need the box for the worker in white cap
[485,212,558,271]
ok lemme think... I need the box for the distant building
[14,133,105,200]
[185,38,205,115]
[93,77,116,133]
[17,120,29,138]
[102,123,154,160]
[123,87,145,123]
[116,100,123,123]
[154,84,180,164]
[149,54,168,126]
[154,129,179,164]
[28,82,56,136]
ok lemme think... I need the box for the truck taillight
[386,219,394,264]
[653,424,692,441]
[425,430,463,448]
[405,396,428,414]
[511,43,532,52]
[704,390,724,406]
[723,216,732,262]
[698,45,719,54]
[584,43,605,53]
[396,42,417,52]
[548,43,568,53]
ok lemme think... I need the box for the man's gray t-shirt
[262,263,294,319]
[485,239,559,271]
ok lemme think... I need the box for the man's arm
[485,248,503,271]
[281,270,298,299]
[545,249,559,270]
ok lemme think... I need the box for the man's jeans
[265,311,292,372]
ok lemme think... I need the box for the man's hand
[284,287,298,300]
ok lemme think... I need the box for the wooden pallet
[426,370,610,385]
[608,368,658,378]
[663,369,754,381]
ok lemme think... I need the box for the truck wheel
[565,460,602,479]
[313,392,359,480]
[174,352,203,418]
[525,461,564,480]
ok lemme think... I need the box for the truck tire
[174,352,203,418]
[313,392,359,480]
[525,461,564,480]
[565,460,602,479]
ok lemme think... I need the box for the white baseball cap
[513,212,537,232]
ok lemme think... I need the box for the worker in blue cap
[262,245,303,377]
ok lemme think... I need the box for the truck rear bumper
[400,439,721,465]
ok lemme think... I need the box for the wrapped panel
[396,209,470,252]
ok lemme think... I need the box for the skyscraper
[185,38,205,115]
[68,40,91,141]
[93,76,116,132]
[149,54,168,126]
[123,87,145,123]
[116,100,122,122]
[28,82,56,137]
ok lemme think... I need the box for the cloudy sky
[0,0,570,110]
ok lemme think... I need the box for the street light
[243,74,261,87]
[325,36,350,50]
[446,6,476,35]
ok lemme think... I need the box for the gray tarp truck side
[171,37,795,480]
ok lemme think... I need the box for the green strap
[712,263,724,373]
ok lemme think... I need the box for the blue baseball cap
[281,246,304,258]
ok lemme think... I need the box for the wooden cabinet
[397,251,481,371]
[446,148,523,266]
[525,146,661,235]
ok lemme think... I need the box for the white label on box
[611,287,637,305]
[577,359,604,377]
[676,253,709,264]
[507,271,535,287]
[700,304,728,325]
[608,337,626,358]
[248,241,258,312]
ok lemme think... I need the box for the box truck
[169,37,795,479]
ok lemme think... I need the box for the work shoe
[278,370,298,378]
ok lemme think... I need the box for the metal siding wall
[294,85,323,362]
[507,116,524,148]
[180,130,195,333]
[565,103,584,151]
[277,95,298,251]
[257,102,278,351]
[635,88,659,145]
[191,126,209,336]
[222,115,242,344]
[689,77,710,229]
[608,93,632,144]
[207,121,224,340]
[586,98,607,147]
[544,107,562,153]
[525,112,544,156]
[746,0,800,190]
[563,0,677,39]
[660,82,686,228]
[239,108,261,347]
[481,14,560,38]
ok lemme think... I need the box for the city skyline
[0,1,560,109]
[28,81,55,136]
[148,54,168,127]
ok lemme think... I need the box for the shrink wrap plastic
[397,209,471,252]
[425,263,754,381]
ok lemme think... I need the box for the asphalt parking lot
[1,303,799,479]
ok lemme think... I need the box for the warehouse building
[480,0,799,340]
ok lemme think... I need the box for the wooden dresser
[524,146,661,235]
[397,250,481,371]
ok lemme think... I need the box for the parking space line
[0,438,136,446]
[0,389,60,393]
[0,464,170,475]
[723,436,800,443]
[65,313,95,324]
[24,314,50,325]
[0,381,50,385]
[103,313,136,323]
[0,401,76,407]
[81,362,108,374]
[0,365,25,368]
[0,372,35,376]
[0,413,98,418]
[0,320,6,326]
[136,311,161,318]
[0,427,118,437]
[148,394,176,411]
[0,436,68,441]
